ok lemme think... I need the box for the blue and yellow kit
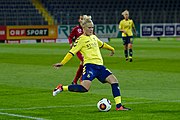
[119,19,135,37]
[60,34,114,66]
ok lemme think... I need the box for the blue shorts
[82,64,112,83]
[122,36,133,45]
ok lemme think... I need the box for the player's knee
[81,86,88,92]
[106,74,118,84]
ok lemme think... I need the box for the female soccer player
[53,16,130,111]
[68,15,85,84]
[119,10,137,62]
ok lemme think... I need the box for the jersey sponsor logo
[85,40,90,43]
[86,42,97,49]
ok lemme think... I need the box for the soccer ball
[97,98,111,112]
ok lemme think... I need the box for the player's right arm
[131,20,137,36]
[53,52,73,68]
[119,21,123,32]
[53,37,82,68]
[119,20,128,36]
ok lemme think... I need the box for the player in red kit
[68,15,84,84]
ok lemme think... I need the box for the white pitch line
[0,112,46,120]
[0,100,179,111]
[0,104,95,111]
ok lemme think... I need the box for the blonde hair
[122,10,129,16]
[81,15,93,28]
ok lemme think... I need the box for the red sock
[73,64,83,84]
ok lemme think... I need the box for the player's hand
[53,63,63,69]
[123,30,127,35]
[109,50,115,56]
[134,32,137,36]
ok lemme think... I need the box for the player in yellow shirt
[53,16,130,111]
[119,10,137,62]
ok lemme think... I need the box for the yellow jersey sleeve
[97,38,104,47]
[60,52,73,65]
[132,20,135,28]
[69,37,83,55]
[101,42,114,51]
[119,20,123,31]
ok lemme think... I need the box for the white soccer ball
[97,98,111,112]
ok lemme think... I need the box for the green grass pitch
[0,38,180,120]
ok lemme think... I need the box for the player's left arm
[132,20,137,36]
[98,39,115,56]
[53,38,82,68]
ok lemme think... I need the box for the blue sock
[111,83,122,108]
[68,85,88,92]
[124,50,128,58]
[129,49,133,57]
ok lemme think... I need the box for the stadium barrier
[1,24,179,43]
[140,23,180,37]
[1,24,121,43]
[0,25,58,43]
